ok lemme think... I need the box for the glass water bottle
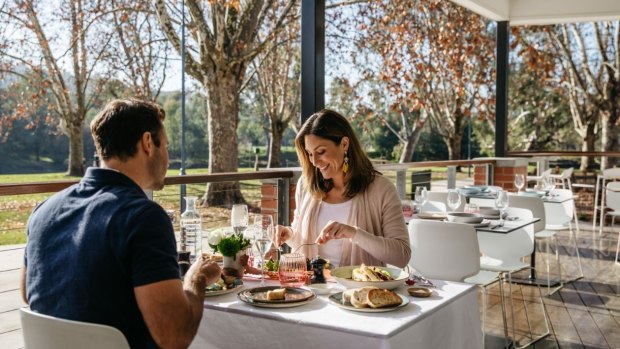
[180,196,202,260]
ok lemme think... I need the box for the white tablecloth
[190,279,482,349]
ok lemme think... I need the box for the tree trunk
[268,120,285,168]
[446,132,463,161]
[580,126,596,171]
[399,126,424,163]
[603,119,620,168]
[67,121,85,176]
[202,72,246,206]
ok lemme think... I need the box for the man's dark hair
[90,99,166,161]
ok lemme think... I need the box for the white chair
[527,168,552,186]
[605,182,620,264]
[544,189,584,282]
[20,308,130,349]
[427,191,466,212]
[594,167,620,234]
[477,206,551,348]
[408,220,505,347]
[549,167,574,190]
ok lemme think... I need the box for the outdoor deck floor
[0,222,618,348]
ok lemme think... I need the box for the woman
[276,109,410,268]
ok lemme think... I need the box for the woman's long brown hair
[295,109,379,199]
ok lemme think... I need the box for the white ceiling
[450,0,620,25]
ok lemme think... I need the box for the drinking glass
[514,174,525,193]
[253,214,274,286]
[447,189,461,212]
[495,190,509,224]
[278,253,308,287]
[401,200,415,222]
[231,204,249,236]
[464,203,479,214]
[414,187,428,212]
[544,176,556,196]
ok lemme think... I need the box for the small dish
[446,212,484,224]
[417,211,447,220]
[407,287,433,298]
[205,283,243,297]
[306,283,336,295]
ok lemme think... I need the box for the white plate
[417,211,447,220]
[328,292,410,313]
[238,292,317,308]
[331,266,408,290]
[205,283,244,297]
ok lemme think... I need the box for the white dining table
[189,278,482,349]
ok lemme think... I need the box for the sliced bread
[366,289,402,308]
[350,286,378,308]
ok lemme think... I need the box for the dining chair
[477,206,551,348]
[605,182,620,264]
[594,168,620,235]
[543,188,584,283]
[408,220,506,348]
[20,308,130,349]
[549,167,573,190]
[527,168,552,186]
[426,191,466,212]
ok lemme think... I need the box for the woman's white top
[316,199,352,268]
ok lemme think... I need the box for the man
[22,99,221,349]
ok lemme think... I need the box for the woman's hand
[315,220,356,245]
[275,225,292,247]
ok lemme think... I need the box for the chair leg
[514,269,552,349]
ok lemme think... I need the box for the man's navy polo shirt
[25,168,180,348]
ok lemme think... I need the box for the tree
[329,0,495,162]
[517,22,620,170]
[155,0,296,205]
[106,0,171,101]
[0,0,115,176]
[248,17,300,168]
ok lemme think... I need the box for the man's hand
[184,256,221,293]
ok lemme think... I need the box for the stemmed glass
[514,174,525,193]
[446,189,461,212]
[231,204,249,236]
[495,190,509,225]
[253,214,274,286]
[414,187,428,213]
[544,176,556,196]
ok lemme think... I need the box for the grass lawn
[0,166,473,245]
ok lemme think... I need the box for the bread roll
[266,288,286,300]
[367,289,402,308]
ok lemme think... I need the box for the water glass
[278,253,308,287]
[464,203,479,214]
[514,174,525,193]
[253,214,274,286]
[495,190,509,224]
[414,187,428,212]
[231,204,249,235]
[401,200,415,222]
[447,189,461,212]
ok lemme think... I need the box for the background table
[190,279,482,349]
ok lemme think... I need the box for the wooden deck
[1,223,618,349]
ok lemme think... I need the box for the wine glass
[414,187,428,213]
[253,214,274,286]
[514,174,525,193]
[495,190,509,225]
[231,204,249,236]
[544,176,556,196]
[446,189,461,212]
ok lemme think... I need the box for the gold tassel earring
[343,151,349,174]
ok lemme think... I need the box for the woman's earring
[343,151,349,174]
